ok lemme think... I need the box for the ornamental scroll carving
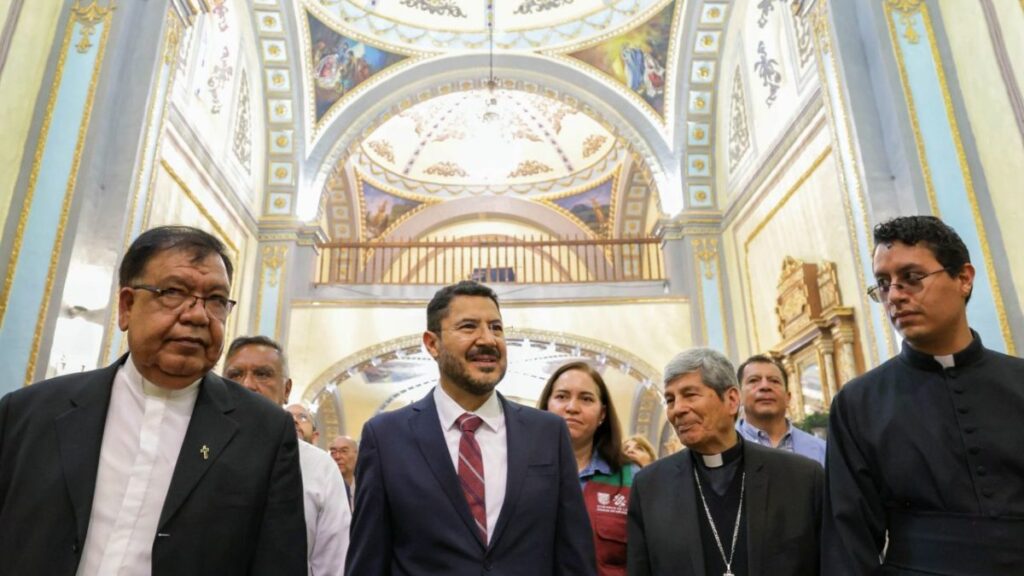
[771,257,863,420]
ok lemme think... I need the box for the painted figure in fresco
[366,200,390,239]
[621,45,646,93]
[642,49,665,98]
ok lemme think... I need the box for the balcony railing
[316,236,665,285]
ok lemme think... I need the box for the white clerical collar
[933,354,955,369]
[125,354,202,399]
[701,453,724,468]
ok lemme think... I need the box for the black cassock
[823,332,1024,575]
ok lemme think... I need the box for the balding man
[225,336,350,575]
[329,435,358,507]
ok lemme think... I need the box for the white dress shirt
[298,439,351,575]
[433,385,507,543]
[77,355,200,576]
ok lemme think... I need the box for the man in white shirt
[0,225,306,575]
[345,281,595,575]
[225,336,350,576]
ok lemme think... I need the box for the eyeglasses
[867,268,948,303]
[132,284,237,319]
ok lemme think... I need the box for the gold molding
[920,2,1013,353]
[158,159,240,254]
[888,1,1013,353]
[262,244,288,287]
[811,0,889,364]
[743,147,832,352]
[104,9,185,365]
[692,238,718,280]
[885,1,940,215]
[72,0,116,53]
[23,1,115,383]
[886,0,923,44]
[255,244,289,341]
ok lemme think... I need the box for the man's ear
[117,287,134,331]
[283,378,293,403]
[423,330,441,359]
[958,263,976,300]
[725,387,741,417]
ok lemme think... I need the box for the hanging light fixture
[483,3,500,122]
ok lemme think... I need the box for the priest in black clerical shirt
[627,347,823,576]
[824,216,1024,574]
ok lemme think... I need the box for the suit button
[982,488,994,498]
[72,543,79,553]
[965,426,977,434]
[969,446,980,455]
[957,407,969,414]
[976,466,987,476]
[952,387,964,394]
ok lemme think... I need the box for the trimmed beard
[437,345,505,397]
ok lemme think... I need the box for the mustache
[468,346,501,359]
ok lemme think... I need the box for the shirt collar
[125,353,201,400]
[579,452,612,479]
[434,384,504,433]
[739,417,792,440]
[900,329,984,371]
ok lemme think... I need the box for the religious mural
[567,1,674,117]
[547,178,614,237]
[308,11,407,122]
[361,181,425,240]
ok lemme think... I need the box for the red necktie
[457,413,487,544]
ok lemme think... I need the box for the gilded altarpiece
[771,257,862,417]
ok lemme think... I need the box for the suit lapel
[158,373,238,529]
[744,445,769,576]
[54,358,123,543]
[487,393,522,550]
[409,393,484,547]
[674,452,706,576]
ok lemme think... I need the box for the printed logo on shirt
[595,491,628,515]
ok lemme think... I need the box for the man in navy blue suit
[345,281,596,576]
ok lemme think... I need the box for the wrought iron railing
[316,236,665,285]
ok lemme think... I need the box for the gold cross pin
[200,445,210,460]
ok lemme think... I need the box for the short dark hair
[736,354,788,388]
[119,225,234,287]
[226,335,289,377]
[426,281,500,333]
[537,361,627,472]
[873,215,972,302]
[873,216,970,274]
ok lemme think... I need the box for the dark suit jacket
[0,356,307,576]
[345,390,597,576]
[627,441,823,576]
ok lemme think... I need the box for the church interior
[0,0,1021,453]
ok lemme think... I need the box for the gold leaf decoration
[425,161,468,177]
[582,134,607,158]
[507,160,553,178]
[368,140,395,163]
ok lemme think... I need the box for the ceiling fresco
[562,1,676,119]
[541,172,617,238]
[307,0,671,52]
[358,88,617,187]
